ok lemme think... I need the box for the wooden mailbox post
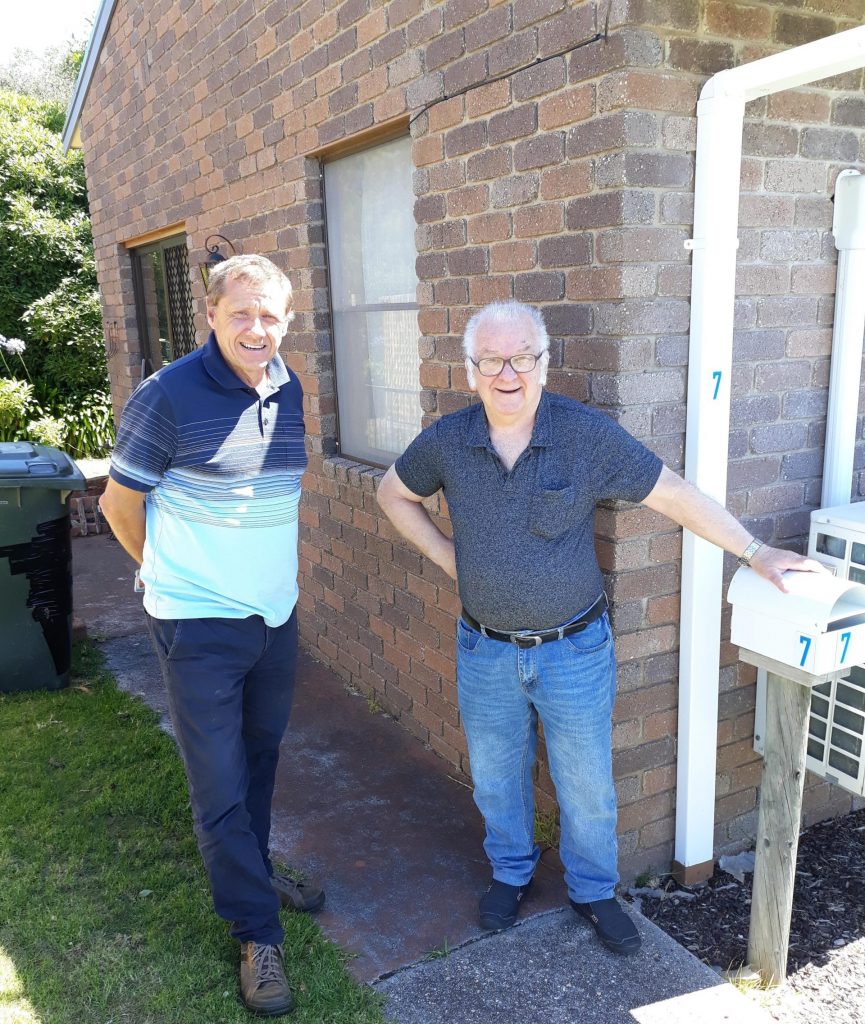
[728,568,865,985]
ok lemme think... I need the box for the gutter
[62,0,118,152]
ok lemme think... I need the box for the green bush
[0,375,113,457]
[58,389,114,457]
[26,413,66,449]
[0,376,38,440]
[0,90,91,345]
[23,276,106,394]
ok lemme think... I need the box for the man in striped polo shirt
[100,255,321,1017]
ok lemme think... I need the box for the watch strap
[737,538,763,567]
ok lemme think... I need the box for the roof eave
[62,0,119,152]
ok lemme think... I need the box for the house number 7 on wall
[711,371,722,400]
[799,635,811,668]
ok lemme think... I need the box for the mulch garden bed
[630,806,865,1024]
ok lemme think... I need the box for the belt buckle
[513,631,543,648]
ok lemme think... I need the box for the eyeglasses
[468,352,543,377]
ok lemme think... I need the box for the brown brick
[447,184,489,217]
[369,28,406,68]
[538,4,596,57]
[488,104,537,145]
[470,275,513,304]
[490,240,536,272]
[567,110,656,158]
[766,90,831,124]
[406,9,443,47]
[598,71,698,115]
[415,194,446,223]
[667,37,734,75]
[514,202,564,238]
[389,0,422,27]
[490,173,540,208]
[832,96,865,127]
[514,133,565,171]
[642,763,676,797]
[443,52,489,95]
[538,233,591,268]
[447,247,488,276]
[464,4,511,51]
[802,126,859,162]
[598,227,688,264]
[466,78,511,118]
[596,151,692,189]
[567,191,654,230]
[540,162,592,200]
[706,1,772,39]
[413,134,444,167]
[425,28,465,71]
[776,11,836,47]
[514,271,564,302]
[467,211,512,243]
[356,7,386,46]
[466,146,512,182]
[512,57,567,102]
[538,84,594,131]
[488,30,537,77]
[614,737,675,777]
[445,121,486,157]
[618,792,673,833]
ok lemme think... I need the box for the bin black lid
[0,442,87,489]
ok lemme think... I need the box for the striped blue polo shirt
[109,334,307,626]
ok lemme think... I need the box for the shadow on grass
[0,642,384,1024]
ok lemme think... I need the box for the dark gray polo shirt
[395,389,663,632]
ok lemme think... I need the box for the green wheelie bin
[0,441,86,692]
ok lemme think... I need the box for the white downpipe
[822,170,865,509]
[676,25,865,872]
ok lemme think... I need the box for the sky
[1,0,100,63]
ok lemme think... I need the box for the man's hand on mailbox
[748,545,828,594]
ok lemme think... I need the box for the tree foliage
[0,90,93,343]
[0,41,86,110]
[0,86,112,456]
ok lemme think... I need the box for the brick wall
[77,0,865,881]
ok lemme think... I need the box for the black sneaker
[570,897,641,955]
[479,878,532,931]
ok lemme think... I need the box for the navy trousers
[147,610,297,945]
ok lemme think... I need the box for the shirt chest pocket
[529,485,576,540]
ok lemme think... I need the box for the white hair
[462,301,550,387]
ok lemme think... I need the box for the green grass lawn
[0,643,385,1024]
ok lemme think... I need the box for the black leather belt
[461,594,608,649]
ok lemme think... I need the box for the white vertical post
[822,169,865,509]
[674,89,745,874]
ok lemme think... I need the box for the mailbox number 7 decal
[711,371,722,400]
[840,630,852,664]
[799,635,811,668]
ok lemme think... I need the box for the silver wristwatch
[737,538,763,567]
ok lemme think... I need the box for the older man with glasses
[377,299,819,955]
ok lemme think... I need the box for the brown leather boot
[239,942,295,1017]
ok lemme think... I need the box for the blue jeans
[147,610,297,945]
[456,610,619,902]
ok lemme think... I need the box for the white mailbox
[728,568,865,677]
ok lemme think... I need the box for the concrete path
[71,532,772,1024]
